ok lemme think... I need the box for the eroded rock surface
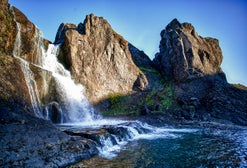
[56,14,149,104]
[153,19,223,82]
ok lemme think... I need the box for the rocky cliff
[1,0,34,111]
[153,19,247,125]
[153,19,223,82]
[55,14,151,104]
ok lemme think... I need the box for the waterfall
[43,44,95,123]
[13,22,21,57]
[13,22,43,117]
[33,28,45,66]
[12,18,96,122]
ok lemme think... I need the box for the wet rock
[0,103,98,167]
[141,105,151,116]
[44,102,63,123]
[182,106,195,120]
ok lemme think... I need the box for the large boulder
[55,14,149,104]
[153,19,224,82]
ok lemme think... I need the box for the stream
[58,120,247,168]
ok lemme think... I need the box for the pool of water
[71,123,247,168]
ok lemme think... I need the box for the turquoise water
[72,124,247,168]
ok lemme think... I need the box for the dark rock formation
[154,19,247,125]
[153,19,223,82]
[128,43,163,89]
[0,103,97,167]
[55,14,149,104]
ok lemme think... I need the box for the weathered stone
[153,18,224,82]
[0,55,32,113]
[129,43,163,89]
[44,102,63,123]
[56,14,148,104]
[10,6,48,66]
[154,19,247,125]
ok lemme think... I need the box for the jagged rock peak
[55,14,118,43]
[153,18,224,82]
[56,13,149,103]
[164,18,181,31]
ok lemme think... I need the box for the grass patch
[102,94,141,116]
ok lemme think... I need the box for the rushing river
[64,121,247,168]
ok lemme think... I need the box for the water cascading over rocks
[10,6,96,123]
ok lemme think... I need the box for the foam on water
[60,120,198,159]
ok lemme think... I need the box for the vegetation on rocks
[102,78,180,117]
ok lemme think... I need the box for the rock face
[153,19,223,82]
[154,19,247,125]
[55,14,149,104]
[0,1,53,115]
[0,0,16,55]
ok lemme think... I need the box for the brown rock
[56,14,148,104]
[0,0,51,114]
[0,55,32,112]
[153,19,224,82]
[0,0,17,55]
[11,7,47,65]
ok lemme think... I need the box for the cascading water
[43,44,96,122]
[12,13,96,122]
[60,120,198,159]
[13,22,43,118]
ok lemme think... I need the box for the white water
[13,22,43,117]
[43,44,95,122]
[97,122,197,159]
[60,120,198,159]
[12,18,96,122]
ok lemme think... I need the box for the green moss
[102,79,177,116]
[139,67,159,74]
[108,93,122,105]
[102,93,142,116]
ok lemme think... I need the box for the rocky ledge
[0,102,97,167]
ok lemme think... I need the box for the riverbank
[1,103,246,167]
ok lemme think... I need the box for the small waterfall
[33,28,45,66]
[13,22,21,57]
[60,120,198,159]
[43,44,96,122]
[95,121,197,158]
[13,22,43,117]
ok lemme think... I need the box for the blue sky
[9,0,247,85]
